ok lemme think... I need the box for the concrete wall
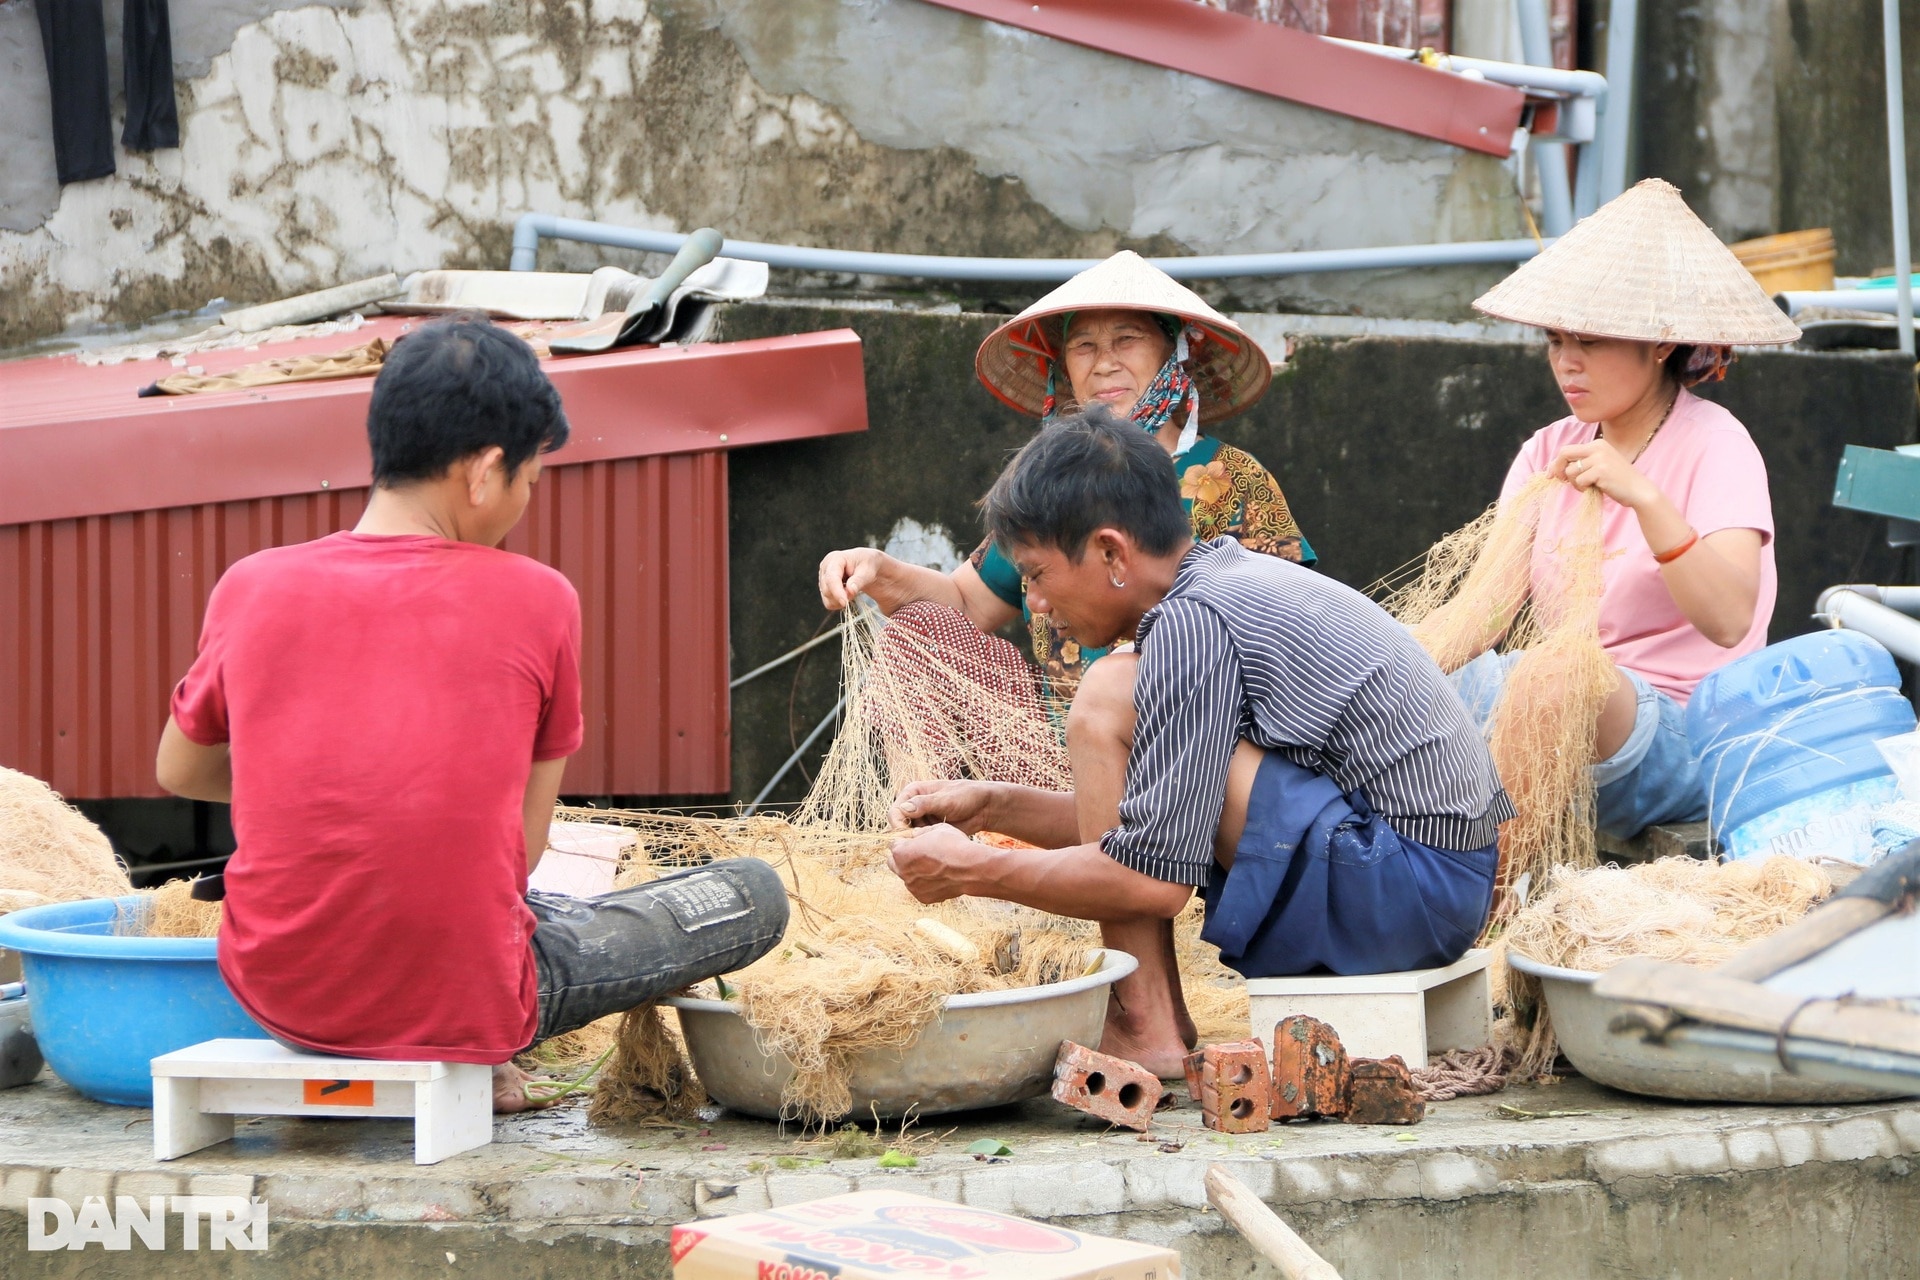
[711,301,1915,807]
[0,0,1529,348]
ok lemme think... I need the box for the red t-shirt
[172,533,583,1063]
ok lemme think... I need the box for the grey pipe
[1777,288,1906,317]
[1885,0,1915,355]
[509,215,1543,279]
[1322,37,1606,99]
[1516,0,1575,237]
[1596,0,1639,203]
[1816,588,1920,664]
[1817,584,1920,618]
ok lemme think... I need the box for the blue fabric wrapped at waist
[1200,753,1497,978]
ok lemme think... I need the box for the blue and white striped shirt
[1102,538,1513,886]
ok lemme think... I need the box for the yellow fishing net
[1498,856,1831,1078]
[0,767,130,915]
[1380,474,1616,913]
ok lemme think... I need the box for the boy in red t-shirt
[156,316,788,1110]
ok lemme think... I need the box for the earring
[1110,573,1126,589]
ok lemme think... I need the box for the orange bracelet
[1653,529,1700,565]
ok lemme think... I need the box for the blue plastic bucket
[1687,631,1916,862]
[0,896,263,1106]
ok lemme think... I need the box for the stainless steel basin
[666,947,1138,1120]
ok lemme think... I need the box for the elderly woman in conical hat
[1449,178,1800,840]
[818,252,1313,768]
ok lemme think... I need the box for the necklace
[1599,388,1680,463]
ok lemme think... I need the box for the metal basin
[666,948,1137,1120]
[1509,950,1904,1104]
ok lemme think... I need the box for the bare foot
[492,1062,564,1114]
[1098,1012,1192,1080]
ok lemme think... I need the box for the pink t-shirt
[1499,391,1776,705]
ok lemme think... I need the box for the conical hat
[975,251,1273,424]
[1476,180,1800,345]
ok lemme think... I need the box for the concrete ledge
[3,1073,1917,1277]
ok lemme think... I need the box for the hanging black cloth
[121,0,180,152]
[34,0,180,186]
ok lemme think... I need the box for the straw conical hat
[1474,179,1801,345]
[976,251,1273,424]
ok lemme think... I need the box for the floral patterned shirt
[971,434,1314,699]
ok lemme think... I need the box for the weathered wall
[713,302,1915,807]
[0,0,1528,348]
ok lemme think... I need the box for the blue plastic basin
[0,896,263,1106]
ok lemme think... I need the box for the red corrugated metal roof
[0,322,867,799]
[921,0,1525,156]
[0,320,866,523]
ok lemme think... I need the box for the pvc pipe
[1515,0,1575,237]
[1817,584,1920,618]
[1322,37,1606,100]
[1777,288,1910,317]
[1597,0,1639,202]
[509,215,1545,279]
[1885,0,1915,355]
[1817,588,1920,664]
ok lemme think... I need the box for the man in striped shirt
[888,409,1511,1076]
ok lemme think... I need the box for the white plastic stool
[1243,949,1492,1068]
[151,1038,492,1165]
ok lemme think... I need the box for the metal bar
[1516,0,1575,236]
[916,0,1525,157]
[509,216,1543,279]
[1656,1023,1920,1093]
[1815,584,1920,618]
[1597,0,1640,202]
[1885,0,1915,355]
[744,697,844,816]
[729,622,848,690]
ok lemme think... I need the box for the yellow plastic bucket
[1731,228,1835,294]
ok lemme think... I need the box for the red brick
[1343,1055,1426,1125]
[1196,1039,1271,1133]
[1050,1041,1162,1131]
[1270,1015,1349,1119]
[1181,1049,1206,1103]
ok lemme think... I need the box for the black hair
[367,314,570,486]
[979,405,1190,561]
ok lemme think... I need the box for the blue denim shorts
[1449,650,1707,839]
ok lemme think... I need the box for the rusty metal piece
[918,0,1525,157]
[1197,1039,1271,1133]
[1270,1015,1349,1119]
[1051,1041,1162,1131]
[1343,1056,1426,1125]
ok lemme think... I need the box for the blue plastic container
[1687,631,1916,863]
[0,896,263,1106]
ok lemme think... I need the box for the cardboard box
[672,1191,1182,1280]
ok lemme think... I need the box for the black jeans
[524,858,788,1047]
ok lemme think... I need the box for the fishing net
[563,805,1247,1127]
[1498,855,1832,1078]
[1379,474,1616,913]
[115,879,223,938]
[0,767,130,915]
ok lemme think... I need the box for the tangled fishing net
[0,767,130,915]
[574,601,1247,1127]
[1498,855,1832,1078]
[1380,474,1616,912]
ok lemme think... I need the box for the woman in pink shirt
[1451,179,1802,838]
